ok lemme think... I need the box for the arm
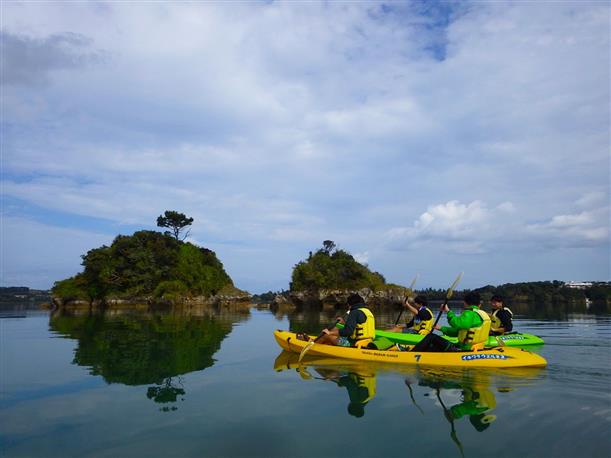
[498,310,513,333]
[446,310,483,330]
[404,298,419,316]
[338,311,360,337]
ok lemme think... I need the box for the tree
[322,240,336,255]
[157,211,194,241]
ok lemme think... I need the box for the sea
[0,305,610,458]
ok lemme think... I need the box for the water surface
[1,308,609,458]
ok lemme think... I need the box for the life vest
[412,306,434,335]
[457,308,491,350]
[350,307,375,346]
[490,307,513,332]
[353,373,376,404]
[464,387,497,411]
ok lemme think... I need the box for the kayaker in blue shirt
[389,295,434,334]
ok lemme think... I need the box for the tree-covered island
[52,211,248,309]
[271,241,410,311]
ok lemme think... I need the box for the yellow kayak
[274,330,547,369]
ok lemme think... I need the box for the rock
[280,288,407,311]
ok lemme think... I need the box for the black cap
[348,402,365,418]
[347,293,364,306]
[464,291,481,306]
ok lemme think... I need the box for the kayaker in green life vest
[411,291,491,352]
[388,295,434,335]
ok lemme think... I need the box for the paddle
[432,272,464,330]
[394,273,420,326]
[404,379,424,415]
[436,387,465,458]
[298,319,340,363]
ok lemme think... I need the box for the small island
[51,211,249,311]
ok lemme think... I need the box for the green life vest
[457,308,491,350]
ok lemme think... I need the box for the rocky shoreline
[269,287,409,314]
[50,290,252,313]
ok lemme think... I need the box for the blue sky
[1,1,609,293]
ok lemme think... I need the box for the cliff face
[52,289,252,312]
[270,287,408,313]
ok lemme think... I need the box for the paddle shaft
[298,318,341,363]
[313,318,341,342]
[432,272,463,330]
[436,388,465,458]
[432,298,450,329]
[394,274,419,326]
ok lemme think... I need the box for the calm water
[1,307,610,458]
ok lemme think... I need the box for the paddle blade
[408,273,420,291]
[298,341,315,363]
[446,272,463,300]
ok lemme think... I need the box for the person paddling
[302,293,375,348]
[489,295,513,336]
[411,292,491,352]
[388,295,434,335]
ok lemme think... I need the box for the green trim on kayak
[374,329,544,347]
[335,322,544,347]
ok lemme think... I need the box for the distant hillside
[417,281,611,313]
[52,230,244,305]
[0,287,51,309]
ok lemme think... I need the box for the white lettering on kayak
[461,354,512,360]
[361,351,399,358]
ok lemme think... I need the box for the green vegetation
[49,312,238,410]
[52,228,234,303]
[0,287,50,307]
[290,241,393,292]
[50,313,232,385]
[156,210,194,241]
[418,281,611,313]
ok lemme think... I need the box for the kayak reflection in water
[411,370,500,458]
[310,368,377,418]
[447,384,497,432]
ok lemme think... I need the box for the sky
[1,1,609,293]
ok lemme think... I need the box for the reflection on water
[49,308,250,410]
[1,307,610,458]
[274,350,545,456]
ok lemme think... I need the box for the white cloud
[526,206,609,246]
[353,251,369,265]
[386,200,515,254]
[1,1,609,289]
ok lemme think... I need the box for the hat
[347,293,364,306]
[347,402,365,418]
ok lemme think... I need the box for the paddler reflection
[274,351,376,418]
[410,369,499,458]
[447,384,497,432]
[417,370,497,432]
[313,368,376,418]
